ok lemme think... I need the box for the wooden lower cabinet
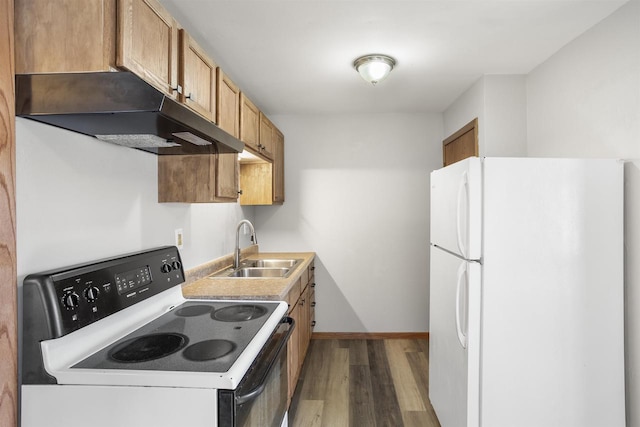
[286,259,315,401]
[287,297,301,402]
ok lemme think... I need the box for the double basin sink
[214,258,302,279]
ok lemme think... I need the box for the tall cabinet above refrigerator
[428,157,625,427]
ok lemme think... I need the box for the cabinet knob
[311,302,316,307]
[311,321,316,327]
[238,189,243,195]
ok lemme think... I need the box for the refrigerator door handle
[456,171,469,258]
[455,263,468,349]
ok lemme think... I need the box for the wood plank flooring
[289,338,441,427]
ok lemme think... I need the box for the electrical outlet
[175,228,184,249]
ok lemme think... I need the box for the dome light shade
[353,54,396,85]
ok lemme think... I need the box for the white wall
[444,75,527,157]
[16,119,255,281]
[254,113,443,333]
[526,1,640,425]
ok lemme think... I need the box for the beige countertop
[181,250,316,301]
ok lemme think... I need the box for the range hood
[15,72,244,155]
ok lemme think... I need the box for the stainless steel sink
[228,267,291,278]
[211,258,302,279]
[243,259,302,268]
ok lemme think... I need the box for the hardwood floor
[289,338,441,427]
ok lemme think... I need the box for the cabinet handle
[311,302,316,307]
[301,299,305,306]
[311,283,316,288]
[311,321,316,327]
[171,85,183,94]
[185,92,193,100]
[238,189,243,195]
[311,266,315,271]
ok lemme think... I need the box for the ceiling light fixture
[353,54,396,85]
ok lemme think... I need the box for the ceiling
[159,0,627,115]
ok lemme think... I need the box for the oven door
[218,316,294,427]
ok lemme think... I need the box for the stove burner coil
[109,333,188,363]
[175,305,213,317]
[183,339,236,361]
[213,304,268,322]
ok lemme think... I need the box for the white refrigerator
[428,157,625,427]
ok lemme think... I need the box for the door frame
[0,0,18,425]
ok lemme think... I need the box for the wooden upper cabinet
[179,29,216,121]
[258,113,274,160]
[273,128,285,204]
[443,118,479,167]
[239,122,284,206]
[216,69,240,137]
[158,149,239,203]
[239,93,260,152]
[117,0,179,98]
[15,0,117,73]
[214,153,239,201]
[158,154,216,203]
[215,69,240,201]
[16,0,181,99]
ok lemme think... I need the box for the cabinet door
[258,113,274,160]
[273,128,285,203]
[443,118,478,167]
[240,93,260,152]
[299,285,310,363]
[15,0,117,73]
[287,299,301,400]
[215,69,240,201]
[118,0,179,98]
[158,154,217,203]
[216,69,240,136]
[215,153,239,201]
[179,29,216,121]
[309,263,316,334]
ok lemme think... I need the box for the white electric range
[21,246,293,427]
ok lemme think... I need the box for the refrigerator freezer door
[430,157,482,260]
[429,247,480,427]
[479,158,625,427]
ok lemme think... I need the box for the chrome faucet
[234,219,258,269]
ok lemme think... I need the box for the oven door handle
[235,316,295,405]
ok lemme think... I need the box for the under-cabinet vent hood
[15,72,244,155]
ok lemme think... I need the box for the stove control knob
[161,264,172,273]
[62,292,80,309]
[84,286,99,302]
[172,261,182,271]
